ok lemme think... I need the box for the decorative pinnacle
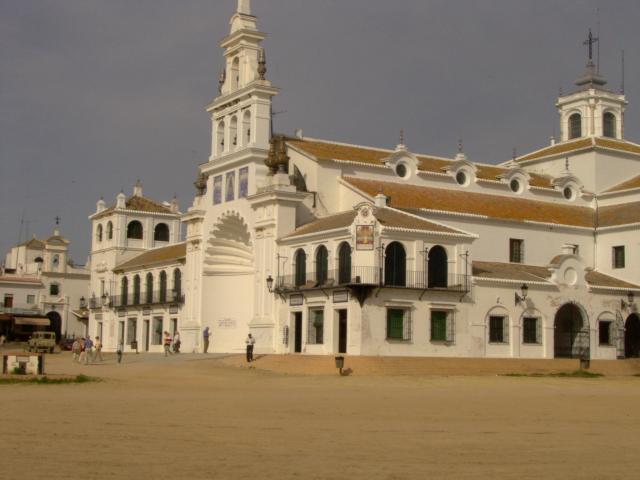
[458,138,464,153]
[258,48,266,80]
[399,129,405,145]
[218,67,226,94]
[583,29,598,62]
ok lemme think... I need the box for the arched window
[603,112,616,138]
[231,57,239,89]
[217,121,225,153]
[159,271,167,302]
[315,246,329,285]
[145,272,153,304]
[294,249,306,287]
[96,224,103,242]
[121,277,129,306]
[133,275,141,305]
[385,242,406,287]
[338,242,352,284]
[127,221,143,240]
[243,110,251,146]
[230,116,238,149]
[173,269,182,300]
[428,245,448,288]
[154,223,169,242]
[106,221,113,240]
[569,113,582,139]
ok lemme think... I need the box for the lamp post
[79,296,86,309]
[515,283,529,306]
[266,275,274,293]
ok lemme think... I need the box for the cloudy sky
[1,0,639,262]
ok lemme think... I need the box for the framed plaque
[333,290,349,303]
[356,225,374,250]
[289,293,304,306]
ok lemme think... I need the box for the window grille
[509,239,524,263]
[489,315,509,344]
[386,308,405,340]
[613,246,625,269]
[446,313,455,343]
[599,321,613,346]
[430,310,447,342]
[403,310,412,341]
[523,317,539,344]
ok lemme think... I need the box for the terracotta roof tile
[97,195,173,218]
[594,137,640,155]
[114,243,186,271]
[281,211,356,239]
[603,174,640,193]
[344,177,594,227]
[472,261,552,282]
[0,275,43,285]
[288,139,554,189]
[585,270,640,290]
[598,201,640,227]
[516,138,593,162]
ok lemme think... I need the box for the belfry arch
[554,303,589,359]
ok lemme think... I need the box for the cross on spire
[55,216,60,226]
[583,29,598,62]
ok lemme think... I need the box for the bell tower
[207,0,278,160]
[556,30,627,141]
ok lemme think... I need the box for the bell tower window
[230,116,238,149]
[569,113,582,139]
[242,110,251,146]
[217,121,225,154]
[603,112,616,138]
[231,57,240,90]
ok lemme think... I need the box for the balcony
[275,267,470,294]
[0,305,43,316]
[111,290,185,309]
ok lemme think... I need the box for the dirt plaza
[2,351,640,480]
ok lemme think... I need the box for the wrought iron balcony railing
[111,290,185,308]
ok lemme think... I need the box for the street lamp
[266,275,274,293]
[515,283,529,306]
[79,296,86,309]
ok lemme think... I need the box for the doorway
[338,309,347,354]
[625,314,640,358]
[118,321,125,345]
[46,311,62,340]
[554,303,589,358]
[293,312,302,353]
[143,320,150,351]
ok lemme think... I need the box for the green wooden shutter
[387,309,404,340]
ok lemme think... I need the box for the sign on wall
[218,318,237,329]
[333,290,349,303]
[356,225,374,250]
[289,293,304,306]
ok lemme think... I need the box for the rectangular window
[225,171,235,202]
[509,239,524,263]
[26,294,36,304]
[152,317,163,345]
[4,294,13,308]
[239,167,249,198]
[430,310,447,342]
[489,315,509,344]
[386,308,411,341]
[613,246,625,269]
[213,175,223,205]
[50,284,59,296]
[599,321,613,346]
[522,317,540,344]
[307,309,324,344]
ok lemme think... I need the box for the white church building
[88,1,640,360]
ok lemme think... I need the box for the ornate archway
[554,303,589,358]
[625,314,640,358]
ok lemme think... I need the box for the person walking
[71,338,82,363]
[93,336,104,362]
[116,341,123,364]
[172,331,181,353]
[0,334,6,347]
[83,336,94,365]
[202,326,210,353]
[245,333,255,363]
[163,331,172,357]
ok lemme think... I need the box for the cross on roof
[583,29,599,61]
[55,216,60,226]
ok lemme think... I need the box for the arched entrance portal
[625,314,640,358]
[554,303,589,358]
[47,311,62,341]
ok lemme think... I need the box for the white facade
[89,1,640,360]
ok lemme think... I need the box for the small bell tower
[556,30,627,141]
[207,0,278,160]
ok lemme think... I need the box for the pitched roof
[598,201,640,227]
[17,238,45,249]
[472,261,552,282]
[603,174,640,193]
[114,243,186,272]
[288,138,554,189]
[0,275,43,286]
[585,270,640,290]
[281,206,465,240]
[516,137,640,163]
[343,177,595,228]
[96,195,174,218]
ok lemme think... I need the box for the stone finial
[97,197,106,213]
[258,48,266,80]
[374,192,388,208]
[116,191,126,209]
[238,0,251,15]
[170,195,179,213]
[133,179,143,197]
[265,138,278,175]
[276,136,289,173]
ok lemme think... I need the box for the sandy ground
[2,351,640,480]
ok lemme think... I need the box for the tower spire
[238,0,251,15]
[575,29,606,89]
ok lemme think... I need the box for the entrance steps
[220,354,640,376]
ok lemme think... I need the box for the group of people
[163,331,181,356]
[71,336,103,364]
